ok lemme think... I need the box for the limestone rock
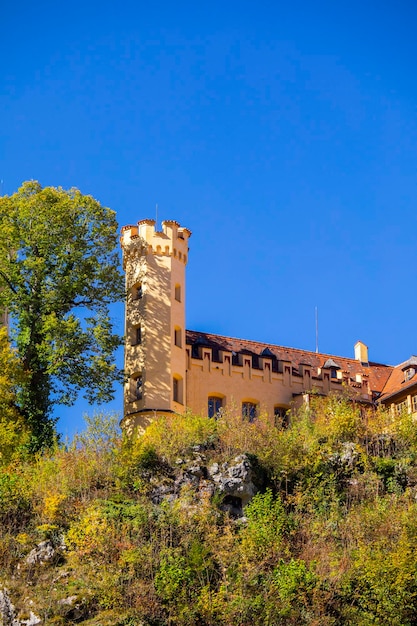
[208,454,258,507]
[25,536,65,567]
[26,540,56,566]
[0,588,18,626]
[0,590,40,626]
[150,452,258,516]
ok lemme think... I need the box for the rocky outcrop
[208,455,258,508]
[0,589,40,626]
[25,536,66,567]
[150,453,259,516]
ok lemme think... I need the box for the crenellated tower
[120,218,191,433]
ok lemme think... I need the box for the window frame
[242,401,258,423]
[174,327,182,348]
[208,396,223,418]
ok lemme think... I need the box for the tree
[0,181,125,450]
[0,326,29,464]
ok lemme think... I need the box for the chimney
[355,341,369,365]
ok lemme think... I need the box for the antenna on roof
[155,204,158,231]
[0,180,3,196]
[315,306,319,353]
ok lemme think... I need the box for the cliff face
[2,401,417,625]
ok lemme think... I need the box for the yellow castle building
[121,218,417,432]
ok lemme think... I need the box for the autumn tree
[0,181,125,450]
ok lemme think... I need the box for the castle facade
[121,219,417,432]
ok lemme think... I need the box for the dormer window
[322,358,341,380]
[401,357,417,383]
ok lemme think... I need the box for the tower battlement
[121,219,191,269]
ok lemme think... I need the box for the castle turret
[120,218,191,433]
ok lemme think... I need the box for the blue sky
[1,0,417,438]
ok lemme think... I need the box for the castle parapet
[121,218,191,264]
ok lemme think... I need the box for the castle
[120,218,417,432]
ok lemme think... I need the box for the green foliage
[0,181,124,450]
[241,489,288,562]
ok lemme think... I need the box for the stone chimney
[354,341,369,365]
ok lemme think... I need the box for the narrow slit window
[135,325,142,345]
[174,327,182,348]
[132,375,143,401]
[133,283,143,300]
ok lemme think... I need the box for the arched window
[242,401,258,422]
[274,406,289,428]
[208,396,224,418]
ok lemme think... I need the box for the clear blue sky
[1,0,417,438]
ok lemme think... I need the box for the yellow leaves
[66,504,111,558]
[132,411,218,464]
[41,494,67,523]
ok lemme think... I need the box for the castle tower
[120,218,191,433]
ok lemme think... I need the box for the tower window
[133,325,142,345]
[174,327,182,348]
[173,376,183,404]
[242,402,258,423]
[132,375,143,401]
[133,283,143,300]
[208,396,223,418]
[175,284,181,302]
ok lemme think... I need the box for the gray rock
[209,455,257,507]
[0,588,18,626]
[0,590,41,626]
[26,540,56,565]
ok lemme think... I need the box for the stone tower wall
[120,218,191,433]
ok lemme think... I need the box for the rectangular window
[396,400,408,415]
[134,375,143,401]
[174,328,182,347]
[135,326,142,345]
[175,285,181,302]
[242,402,258,423]
[134,283,143,300]
[173,377,183,404]
[413,396,417,413]
[208,396,223,418]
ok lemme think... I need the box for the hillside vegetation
[2,397,417,625]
